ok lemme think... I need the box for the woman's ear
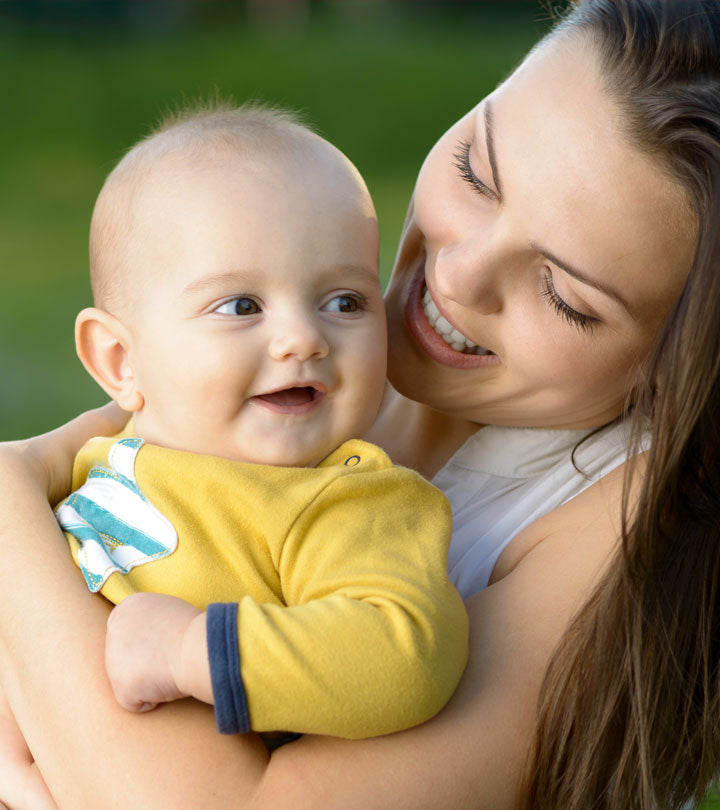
[75,308,144,413]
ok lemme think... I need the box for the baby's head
[77,103,387,467]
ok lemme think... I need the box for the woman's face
[384,34,694,430]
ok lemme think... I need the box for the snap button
[344,455,361,467]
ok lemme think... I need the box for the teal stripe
[118,437,143,450]
[66,493,170,557]
[87,466,145,500]
[82,567,105,592]
[57,519,111,591]
[60,522,103,543]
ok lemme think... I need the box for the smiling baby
[55,103,468,742]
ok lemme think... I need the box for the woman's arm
[0,416,627,810]
[0,410,269,810]
[9,403,129,505]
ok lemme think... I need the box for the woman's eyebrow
[530,241,638,319]
[484,102,503,199]
[485,101,637,320]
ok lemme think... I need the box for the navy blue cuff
[207,602,250,734]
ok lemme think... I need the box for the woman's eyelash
[453,139,494,199]
[540,272,596,334]
[453,139,594,334]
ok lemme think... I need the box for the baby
[54,104,468,742]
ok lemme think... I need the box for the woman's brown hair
[521,1,720,807]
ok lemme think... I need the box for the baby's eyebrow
[320,263,379,282]
[182,265,379,299]
[182,271,255,297]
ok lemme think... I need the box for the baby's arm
[233,467,468,738]
[106,464,468,740]
[104,593,210,712]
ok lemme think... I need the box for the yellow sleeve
[235,466,469,738]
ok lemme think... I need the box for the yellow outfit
[57,435,468,739]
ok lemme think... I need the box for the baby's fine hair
[88,101,317,313]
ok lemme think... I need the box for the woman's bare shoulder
[492,454,646,592]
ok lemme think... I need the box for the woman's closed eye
[453,139,496,201]
[453,136,596,334]
[214,297,261,316]
[540,271,597,334]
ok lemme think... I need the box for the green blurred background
[1,3,719,803]
[0,0,551,440]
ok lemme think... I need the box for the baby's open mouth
[422,286,494,356]
[255,386,322,407]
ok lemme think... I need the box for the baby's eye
[321,294,363,314]
[214,297,261,316]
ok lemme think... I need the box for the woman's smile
[421,288,494,356]
[403,261,500,370]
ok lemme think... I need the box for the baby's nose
[268,318,329,362]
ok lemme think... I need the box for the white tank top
[434,421,641,598]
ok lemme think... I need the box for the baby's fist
[105,593,202,712]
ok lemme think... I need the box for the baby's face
[124,145,386,467]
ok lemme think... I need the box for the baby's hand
[105,593,204,712]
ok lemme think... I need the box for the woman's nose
[268,317,329,362]
[433,238,504,315]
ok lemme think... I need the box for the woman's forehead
[470,35,694,323]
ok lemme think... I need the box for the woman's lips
[404,263,500,369]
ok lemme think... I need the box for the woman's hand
[0,686,57,810]
[0,402,128,505]
[0,413,271,810]
[0,404,128,810]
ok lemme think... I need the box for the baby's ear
[75,308,144,412]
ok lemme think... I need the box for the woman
[1,1,718,807]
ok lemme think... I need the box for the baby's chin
[195,440,333,469]
[138,438,328,468]
[131,416,352,468]
[231,443,339,469]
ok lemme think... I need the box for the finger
[136,701,158,713]
[118,697,158,714]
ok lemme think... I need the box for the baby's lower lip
[251,387,325,415]
[405,264,499,369]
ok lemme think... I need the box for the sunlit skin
[0,28,709,810]
[384,35,694,431]
[111,144,386,468]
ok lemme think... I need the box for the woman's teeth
[422,287,493,355]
